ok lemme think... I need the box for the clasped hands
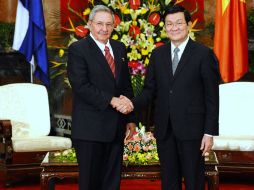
[110,95,133,114]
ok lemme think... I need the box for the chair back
[0,83,50,138]
[219,82,254,138]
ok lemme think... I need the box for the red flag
[214,0,249,82]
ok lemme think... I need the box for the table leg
[41,172,56,190]
[40,172,50,190]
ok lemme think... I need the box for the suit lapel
[162,43,174,82]
[87,36,115,81]
[173,39,194,81]
[110,40,122,84]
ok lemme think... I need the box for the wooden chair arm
[0,120,14,164]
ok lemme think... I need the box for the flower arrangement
[52,148,77,162]
[50,0,200,94]
[123,122,159,166]
[52,123,158,165]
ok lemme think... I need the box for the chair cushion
[12,136,72,152]
[213,136,254,151]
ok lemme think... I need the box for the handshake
[110,95,134,114]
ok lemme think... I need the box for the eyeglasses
[165,21,186,29]
[91,21,114,29]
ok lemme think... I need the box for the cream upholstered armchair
[0,83,72,186]
[212,82,254,176]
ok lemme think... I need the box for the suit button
[169,90,173,94]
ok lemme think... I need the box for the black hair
[163,5,192,23]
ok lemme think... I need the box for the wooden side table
[40,151,219,190]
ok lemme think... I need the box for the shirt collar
[171,36,190,59]
[90,33,112,54]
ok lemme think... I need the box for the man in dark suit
[67,5,136,190]
[121,5,220,190]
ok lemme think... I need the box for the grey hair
[89,5,115,23]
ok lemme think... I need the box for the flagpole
[30,56,34,83]
[30,63,33,83]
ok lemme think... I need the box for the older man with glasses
[67,5,136,190]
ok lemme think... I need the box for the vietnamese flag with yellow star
[214,0,249,82]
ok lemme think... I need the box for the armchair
[213,82,254,176]
[0,83,72,186]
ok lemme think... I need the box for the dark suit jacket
[67,35,135,142]
[133,39,220,141]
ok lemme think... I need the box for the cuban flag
[13,0,49,85]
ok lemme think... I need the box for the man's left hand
[200,135,214,156]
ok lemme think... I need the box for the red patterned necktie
[104,46,115,77]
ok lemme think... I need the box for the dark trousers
[73,136,124,190]
[157,132,205,190]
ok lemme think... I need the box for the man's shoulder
[110,39,125,47]
[152,42,170,54]
[69,36,91,50]
[189,39,211,52]
[189,40,217,63]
